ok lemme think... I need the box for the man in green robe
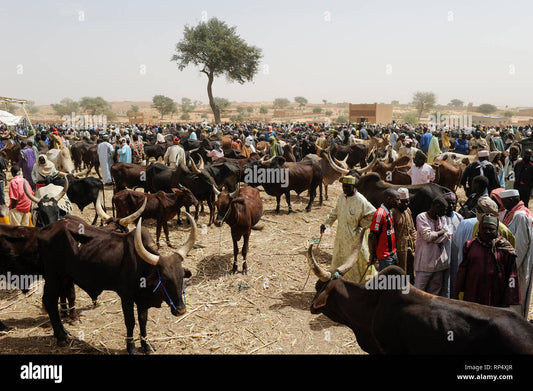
[320,176,377,283]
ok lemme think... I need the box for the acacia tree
[411,91,436,120]
[171,18,262,123]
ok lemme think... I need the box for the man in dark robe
[455,214,521,308]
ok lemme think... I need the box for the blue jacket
[419,132,432,152]
[455,139,469,155]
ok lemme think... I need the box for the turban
[478,150,489,157]
[415,149,427,161]
[342,176,356,185]
[501,189,520,198]
[397,187,409,200]
[173,137,180,145]
[476,196,499,222]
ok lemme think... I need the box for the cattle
[213,186,263,274]
[214,154,261,183]
[0,141,21,166]
[203,160,242,192]
[0,224,77,328]
[46,148,75,174]
[111,162,149,192]
[70,141,93,172]
[37,213,196,354]
[144,142,167,162]
[328,143,369,169]
[112,186,198,247]
[65,174,106,225]
[81,144,101,178]
[145,160,218,226]
[337,172,452,221]
[244,155,323,214]
[306,238,533,354]
[364,154,412,185]
[302,151,356,201]
[431,160,463,192]
[24,179,71,227]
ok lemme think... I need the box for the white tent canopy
[0,109,23,126]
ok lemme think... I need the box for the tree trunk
[206,72,220,124]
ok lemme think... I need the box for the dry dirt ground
[0,178,367,355]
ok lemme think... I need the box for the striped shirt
[370,204,397,260]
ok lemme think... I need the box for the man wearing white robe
[320,176,377,283]
[97,135,115,185]
[501,189,533,318]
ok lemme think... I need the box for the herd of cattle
[1,125,533,355]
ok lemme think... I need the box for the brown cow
[112,187,198,247]
[214,186,263,274]
[111,162,149,192]
[306,236,533,354]
[431,159,462,192]
[369,155,412,185]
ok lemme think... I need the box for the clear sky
[1,0,532,107]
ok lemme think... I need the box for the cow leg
[137,305,155,354]
[155,223,162,248]
[285,192,293,214]
[121,298,139,355]
[275,195,281,213]
[325,184,328,201]
[43,280,69,346]
[163,221,172,248]
[231,236,240,274]
[241,231,251,275]
[306,187,316,212]
[176,209,182,225]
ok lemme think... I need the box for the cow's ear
[171,187,183,194]
[312,290,329,309]
[183,268,192,279]
[312,281,336,309]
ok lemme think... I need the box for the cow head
[24,180,69,227]
[171,185,199,208]
[213,186,239,227]
[133,214,195,316]
[96,190,147,230]
[306,230,365,314]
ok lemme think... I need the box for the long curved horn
[198,155,205,170]
[306,230,365,282]
[336,230,365,276]
[134,218,159,265]
[54,176,69,201]
[188,147,200,153]
[190,157,202,174]
[119,197,147,226]
[177,212,197,259]
[327,152,350,174]
[306,244,331,282]
[23,181,41,204]
[229,187,239,198]
[96,190,112,221]
[212,183,221,196]
[357,152,379,174]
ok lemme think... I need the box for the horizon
[1,0,532,107]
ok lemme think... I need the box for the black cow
[306,240,533,354]
[245,156,322,213]
[37,213,196,354]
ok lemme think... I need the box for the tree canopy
[171,17,262,123]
